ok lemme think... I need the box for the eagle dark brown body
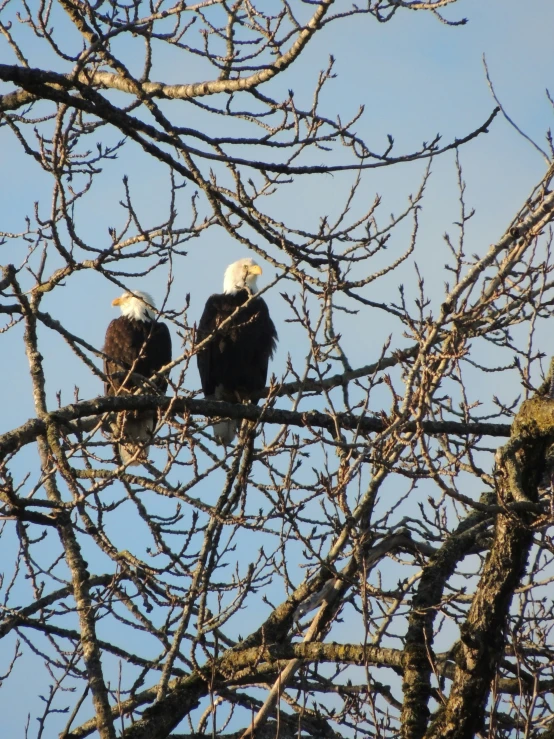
[197,290,277,401]
[104,317,171,397]
[104,294,172,465]
[197,260,277,446]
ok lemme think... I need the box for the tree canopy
[2,1,554,738]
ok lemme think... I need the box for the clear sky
[1,0,554,735]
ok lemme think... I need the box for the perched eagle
[197,258,278,444]
[104,290,172,465]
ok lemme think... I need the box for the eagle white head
[223,258,263,295]
[112,290,156,322]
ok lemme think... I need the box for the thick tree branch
[0,393,513,462]
[423,397,548,739]
[401,501,495,739]
[0,65,499,174]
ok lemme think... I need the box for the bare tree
[1,1,554,738]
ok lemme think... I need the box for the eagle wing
[104,317,172,396]
[197,294,222,397]
[197,294,277,399]
[147,322,172,393]
[104,317,140,395]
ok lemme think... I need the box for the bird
[197,258,278,445]
[103,290,172,465]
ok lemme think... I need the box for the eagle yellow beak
[112,297,123,306]
[249,264,263,276]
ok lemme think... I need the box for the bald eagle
[197,258,278,445]
[104,290,172,465]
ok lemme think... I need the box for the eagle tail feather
[213,419,238,446]
[118,441,151,466]
[111,413,155,466]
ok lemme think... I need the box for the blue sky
[1,0,554,735]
